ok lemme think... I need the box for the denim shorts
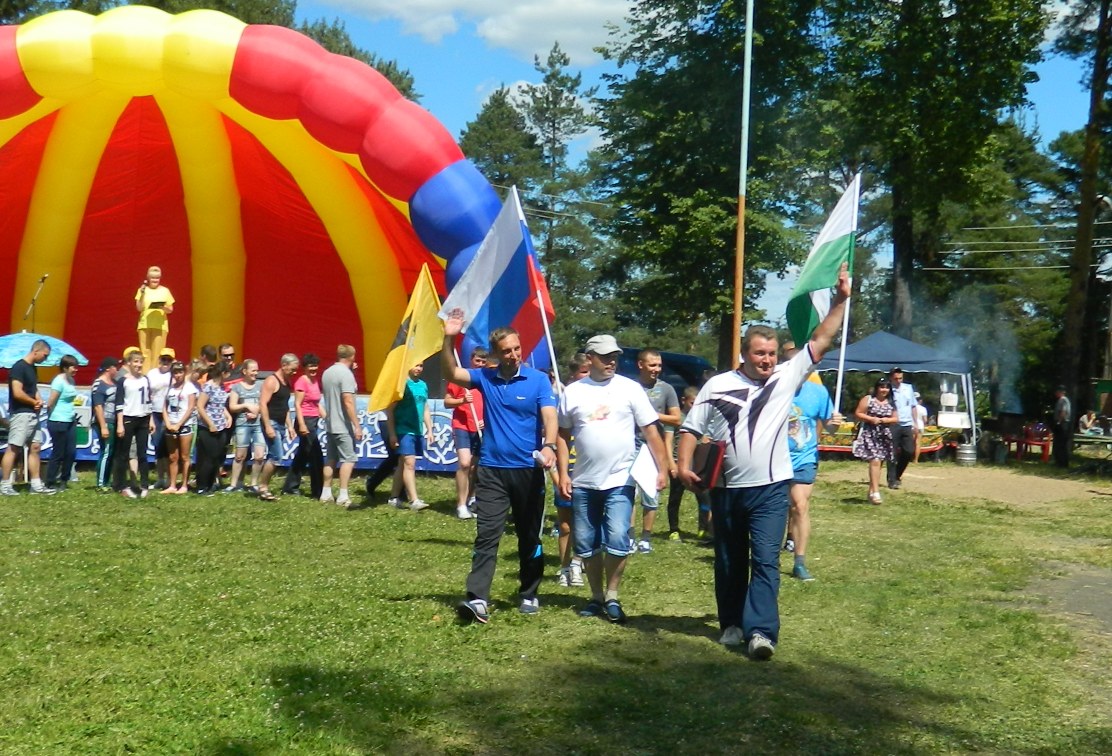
[572,485,636,558]
[791,462,817,485]
[452,428,481,457]
[266,421,286,462]
[235,422,266,450]
[397,434,425,457]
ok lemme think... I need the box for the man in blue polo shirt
[442,308,558,624]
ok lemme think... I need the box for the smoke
[919,288,1023,414]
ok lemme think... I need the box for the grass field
[1,461,1111,754]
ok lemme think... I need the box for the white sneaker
[139,488,149,499]
[748,632,775,660]
[30,482,56,495]
[456,505,474,520]
[719,626,744,647]
[637,539,653,554]
[387,497,403,508]
[409,499,429,512]
[556,567,570,587]
[467,496,476,509]
[319,492,334,504]
[120,488,138,499]
[336,496,352,509]
[0,482,18,496]
[569,560,584,586]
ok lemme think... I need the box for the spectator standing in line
[0,339,52,496]
[320,345,363,508]
[558,335,669,624]
[386,363,433,511]
[442,309,558,624]
[113,349,154,499]
[258,353,299,501]
[162,361,197,494]
[1053,386,1072,468]
[147,347,175,490]
[195,364,231,496]
[283,354,325,499]
[227,359,266,493]
[135,266,174,369]
[90,357,120,492]
[887,367,916,489]
[677,264,850,661]
[445,347,487,520]
[45,355,80,491]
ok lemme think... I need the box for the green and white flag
[786,174,860,345]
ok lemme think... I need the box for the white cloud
[313,0,632,65]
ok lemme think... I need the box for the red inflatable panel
[0,26,41,118]
[359,98,463,200]
[226,116,367,383]
[229,25,324,120]
[0,114,55,338]
[298,54,401,154]
[66,98,193,375]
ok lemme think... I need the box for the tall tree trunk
[890,169,915,338]
[1063,0,1111,407]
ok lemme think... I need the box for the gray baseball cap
[584,334,622,355]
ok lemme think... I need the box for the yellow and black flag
[368,264,443,412]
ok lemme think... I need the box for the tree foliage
[596,0,823,366]
[458,87,544,194]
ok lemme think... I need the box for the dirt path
[822,461,1106,507]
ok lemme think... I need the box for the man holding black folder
[677,264,851,660]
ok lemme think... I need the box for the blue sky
[294,0,1092,320]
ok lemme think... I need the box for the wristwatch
[542,442,558,451]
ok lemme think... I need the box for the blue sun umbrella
[0,332,88,369]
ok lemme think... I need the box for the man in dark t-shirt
[1,339,53,495]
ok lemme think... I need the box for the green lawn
[1,462,1110,754]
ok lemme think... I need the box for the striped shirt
[681,346,816,488]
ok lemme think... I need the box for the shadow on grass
[215,648,1106,755]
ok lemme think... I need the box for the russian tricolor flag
[439,187,555,369]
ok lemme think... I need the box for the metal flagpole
[833,174,862,413]
[537,289,564,397]
[731,0,755,367]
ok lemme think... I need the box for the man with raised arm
[442,308,558,624]
[677,264,851,661]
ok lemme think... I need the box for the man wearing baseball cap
[557,335,668,623]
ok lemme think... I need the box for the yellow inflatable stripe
[11,94,129,333]
[219,100,407,383]
[157,91,245,357]
[0,99,62,151]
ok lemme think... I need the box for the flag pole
[832,174,862,414]
[537,289,564,397]
[731,0,755,367]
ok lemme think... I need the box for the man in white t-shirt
[557,335,669,624]
[677,264,851,660]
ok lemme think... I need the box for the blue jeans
[266,421,286,462]
[46,419,76,486]
[572,485,636,558]
[710,481,789,644]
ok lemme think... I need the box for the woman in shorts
[162,361,198,493]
